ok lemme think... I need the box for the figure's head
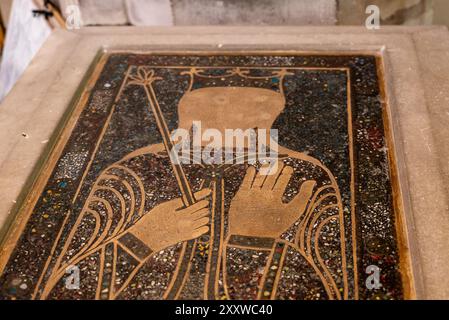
[177,86,285,134]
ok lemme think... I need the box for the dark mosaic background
[0,53,404,300]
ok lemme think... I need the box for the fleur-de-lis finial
[128,67,162,86]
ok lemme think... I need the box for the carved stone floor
[0,27,448,300]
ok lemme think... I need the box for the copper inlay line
[346,69,359,300]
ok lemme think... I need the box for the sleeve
[70,163,149,261]
[294,180,348,300]
[41,162,155,299]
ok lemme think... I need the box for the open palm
[229,164,316,239]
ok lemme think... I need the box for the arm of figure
[120,188,212,258]
[224,163,316,299]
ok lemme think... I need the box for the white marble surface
[57,0,174,26]
[126,0,173,26]
[0,0,51,102]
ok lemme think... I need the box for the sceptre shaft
[143,74,197,300]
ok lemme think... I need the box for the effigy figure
[41,67,350,300]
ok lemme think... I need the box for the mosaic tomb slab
[0,52,411,300]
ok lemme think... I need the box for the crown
[180,67,293,95]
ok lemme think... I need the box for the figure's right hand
[128,188,211,252]
[228,163,316,239]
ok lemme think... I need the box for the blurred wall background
[433,0,449,27]
[1,0,448,28]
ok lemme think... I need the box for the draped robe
[42,144,349,300]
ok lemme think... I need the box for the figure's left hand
[228,163,316,239]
